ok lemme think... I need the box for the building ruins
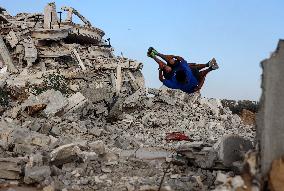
[0,2,273,191]
[0,2,144,103]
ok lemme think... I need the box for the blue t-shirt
[163,60,198,93]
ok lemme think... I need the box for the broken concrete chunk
[50,142,87,166]
[215,172,227,184]
[21,90,68,117]
[23,38,38,67]
[78,151,98,162]
[215,135,253,167]
[24,165,51,184]
[0,36,18,73]
[64,92,88,114]
[6,30,19,48]
[231,175,245,190]
[88,140,105,155]
[0,157,24,180]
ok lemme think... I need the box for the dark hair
[176,70,187,83]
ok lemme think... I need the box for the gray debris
[24,165,51,184]
[0,158,24,180]
[0,2,258,191]
[215,135,253,167]
[50,142,86,166]
[21,89,68,117]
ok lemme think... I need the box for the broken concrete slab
[0,36,18,73]
[21,90,68,117]
[0,157,25,180]
[64,92,88,114]
[215,135,253,167]
[258,39,284,176]
[50,142,87,166]
[24,165,51,184]
[88,140,105,155]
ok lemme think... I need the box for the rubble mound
[0,3,255,191]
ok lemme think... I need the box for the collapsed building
[0,2,144,107]
[0,3,266,191]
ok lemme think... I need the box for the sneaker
[147,50,156,58]
[209,58,219,70]
[147,47,158,57]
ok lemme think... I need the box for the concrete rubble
[0,3,257,191]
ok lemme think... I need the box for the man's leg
[190,58,218,71]
[196,68,213,90]
[189,63,209,70]
[156,53,177,65]
[148,47,176,65]
[152,56,172,73]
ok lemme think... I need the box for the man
[147,47,219,94]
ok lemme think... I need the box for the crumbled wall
[257,39,284,176]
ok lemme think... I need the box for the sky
[1,0,284,101]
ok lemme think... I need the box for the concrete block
[258,40,284,176]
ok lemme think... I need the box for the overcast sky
[1,0,284,100]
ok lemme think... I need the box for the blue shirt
[163,60,199,93]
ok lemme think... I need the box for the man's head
[176,70,187,83]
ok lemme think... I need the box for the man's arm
[159,68,164,82]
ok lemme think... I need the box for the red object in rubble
[165,132,190,142]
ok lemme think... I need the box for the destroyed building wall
[0,2,145,107]
[257,39,284,176]
[0,3,258,191]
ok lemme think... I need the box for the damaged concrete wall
[0,2,145,106]
[0,36,17,73]
[258,39,284,176]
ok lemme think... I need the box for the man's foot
[147,47,158,58]
[147,50,156,58]
[208,58,219,70]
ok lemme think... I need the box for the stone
[6,30,18,48]
[0,36,18,73]
[101,167,112,173]
[78,151,98,162]
[94,102,108,115]
[64,92,88,114]
[50,143,84,166]
[89,128,103,137]
[215,172,227,184]
[24,165,51,184]
[23,38,38,67]
[43,185,55,191]
[0,158,24,180]
[89,141,105,155]
[215,135,253,167]
[114,136,131,150]
[27,153,43,167]
[103,153,118,165]
[231,175,244,189]
[21,90,68,117]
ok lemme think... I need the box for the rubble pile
[0,3,256,191]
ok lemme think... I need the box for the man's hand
[159,68,164,82]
